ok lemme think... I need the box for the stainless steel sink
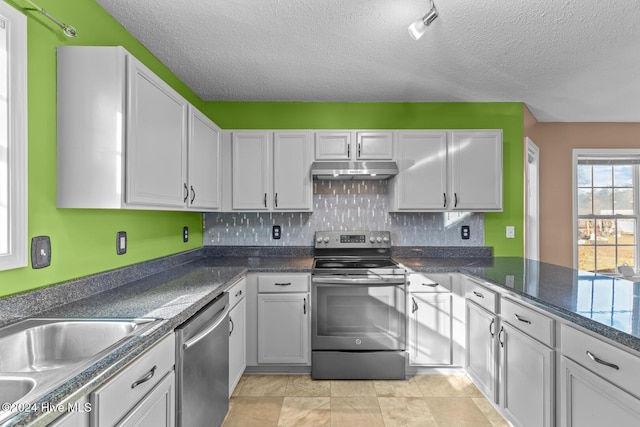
[0,319,148,372]
[0,318,161,424]
[0,377,36,406]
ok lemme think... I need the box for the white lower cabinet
[560,356,640,427]
[559,324,640,426]
[256,274,310,365]
[90,334,175,427]
[228,278,247,396]
[499,322,554,427]
[407,273,453,366]
[465,299,498,402]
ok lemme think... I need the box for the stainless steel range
[311,230,407,380]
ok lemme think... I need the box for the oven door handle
[312,276,406,285]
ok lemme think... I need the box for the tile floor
[222,374,509,427]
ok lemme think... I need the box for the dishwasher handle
[183,304,230,350]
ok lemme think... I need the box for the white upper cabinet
[57,46,221,211]
[450,131,503,211]
[355,131,393,159]
[391,131,448,210]
[187,107,221,210]
[391,130,503,212]
[314,131,352,160]
[232,131,271,210]
[125,56,188,207]
[229,131,312,211]
[314,131,393,160]
[273,131,312,210]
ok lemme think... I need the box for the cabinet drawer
[258,274,309,293]
[501,297,554,347]
[465,278,498,313]
[407,273,450,293]
[228,277,247,308]
[561,324,640,399]
[91,333,175,427]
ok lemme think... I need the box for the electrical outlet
[506,226,515,239]
[116,231,127,255]
[272,225,281,239]
[506,275,515,287]
[31,236,51,269]
[461,225,470,240]
[183,226,189,243]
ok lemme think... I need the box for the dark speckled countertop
[3,249,640,426]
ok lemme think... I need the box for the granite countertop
[399,256,640,354]
[1,255,312,427]
[4,250,640,425]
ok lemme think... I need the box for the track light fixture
[408,0,438,40]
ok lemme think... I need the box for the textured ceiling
[96,0,640,122]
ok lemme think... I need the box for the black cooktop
[313,258,398,270]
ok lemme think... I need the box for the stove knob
[323,236,330,243]
[316,237,323,243]
[383,236,390,243]
[369,236,376,243]
[376,236,383,243]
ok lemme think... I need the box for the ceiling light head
[408,5,439,41]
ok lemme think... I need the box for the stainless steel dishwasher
[175,292,230,427]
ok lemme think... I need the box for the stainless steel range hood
[311,161,399,180]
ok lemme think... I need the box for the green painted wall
[202,102,524,257]
[0,0,204,297]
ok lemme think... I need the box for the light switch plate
[31,236,51,269]
[506,226,515,239]
[116,231,127,255]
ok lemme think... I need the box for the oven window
[315,285,404,338]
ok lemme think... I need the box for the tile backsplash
[204,180,484,246]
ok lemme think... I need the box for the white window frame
[572,149,640,272]
[0,1,27,271]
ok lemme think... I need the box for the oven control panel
[315,231,391,248]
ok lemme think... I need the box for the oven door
[312,275,406,351]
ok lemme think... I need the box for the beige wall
[524,106,640,267]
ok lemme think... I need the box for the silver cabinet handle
[275,282,292,286]
[347,143,350,158]
[514,313,531,324]
[489,318,495,337]
[131,365,156,389]
[443,193,447,208]
[498,325,505,348]
[183,183,188,203]
[190,185,195,203]
[303,297,307,314]
[422,282,438,287]
[183,304,230,350]
[275,193,278,208]
[411,297,418,313]
[229,317,234,336]
[586,350,620,370]
[358,143,361,158]
[454,193,458,208]
[473,291,484,298]
[235,289,243,297]
[264,193,267,208]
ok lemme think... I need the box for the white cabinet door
[229,297,246,396]
[126,55,187,207]
[273,131,312,210]
[560,356,640,427]
[408,293,453,366]
[117,372,175,427]
[450,131,502,211]
[258,293,310,364]
[499,323,554,427]
[232,131,270,210]
[465,300,498,402]
[314,131,352,160]
[187,106,221,210]
[356,131,393,159]
[392,131,448,210]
